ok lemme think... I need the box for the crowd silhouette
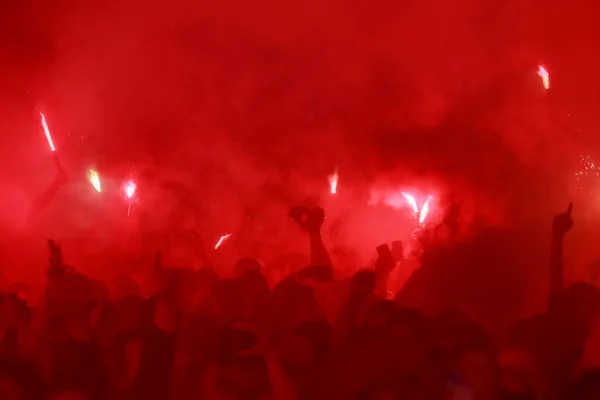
[1,199,600,400]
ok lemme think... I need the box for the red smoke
[1,0,600,274]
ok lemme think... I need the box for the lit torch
[125,181,136,198]
[124,180,137,216]
[89,169,102,192]
[328,167,339,194]
[538,65,550,90]
[39,112,56,152]
[419,196,432,225]
[214,234,232,250]
[401,192,419,214]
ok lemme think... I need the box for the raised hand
[290,205,333,267]
[375,252,396,275]
[553,202,573,238]
[289,205,309,226]
[289,206,325,234]
[47,239,67,277]
[305,207,325,234]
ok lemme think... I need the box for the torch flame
[39,112,56,152]
[537,65,550,90]
[419,196,432,225]
[328,168,339,194]
[125,180,136,198]
[89,169,102,192]
[214,233,232,250]
[401,192,419,213]
[123,180,137,216]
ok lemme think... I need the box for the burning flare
[89,169,102,192]
[401,192,419,213]
[214,233,232,250]
[124,180,137,198]
[124,180,137,216]
[538,65,550,90]
[39,112,56,152]
[328,168,339,194]
[419,196,432,225]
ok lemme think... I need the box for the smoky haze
[1,0,600,271]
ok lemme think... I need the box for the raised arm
[307,208,333,268]
[550,202,573,295]
[290,206,333,268]
[374,250,395,299]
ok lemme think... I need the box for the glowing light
[381,193,406,209]
[419,196,432,224]
[214,233,232,250]
[123,180,137,216]
[124,180,136,198]
[538,65,550,90]
[89,169,102,192]
[39,112,56,152]
[328,167,339,194]
[371,189,435,223]
[572,152,600,196]
[401,192,419,213]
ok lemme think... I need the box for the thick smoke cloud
[1,0,600,272]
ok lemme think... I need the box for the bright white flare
[419,196,432,224]
[401,192,419,213]
[39,112,56,152]
[125,181,136,198]
[538,65,550,90]
[370,189,434,223]
[214,233,232,250]
[89,170,101,192]
[328,168,339,194]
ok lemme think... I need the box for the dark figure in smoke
[25,156,68,226]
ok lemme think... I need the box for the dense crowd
[0,203,599,400]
